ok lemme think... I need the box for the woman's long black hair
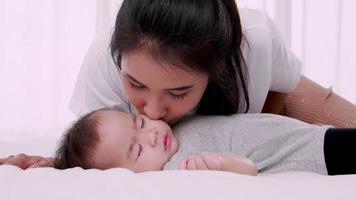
[110,0,250,115]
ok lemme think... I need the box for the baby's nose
[148,131,158,146]
[139,130,158,147]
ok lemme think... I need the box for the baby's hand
[179,153,258,175]
[179,153,224,171]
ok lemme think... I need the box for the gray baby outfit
[163,114,331,174]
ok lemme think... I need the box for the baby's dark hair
[54,109,108,169]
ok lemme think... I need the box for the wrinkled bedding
[1,129,356,200]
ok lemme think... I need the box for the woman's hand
[0,154,54,169]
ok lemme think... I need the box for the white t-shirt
[69,8,301,117]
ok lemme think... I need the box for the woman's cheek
[169,98,196,118]
[123,83,143,108]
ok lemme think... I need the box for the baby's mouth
[164,133,171,151]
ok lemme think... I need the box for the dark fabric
[324,128,356,175]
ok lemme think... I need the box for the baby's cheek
[143,154,167,171]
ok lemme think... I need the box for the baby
[54,108,356,175]
[54,108,257,175]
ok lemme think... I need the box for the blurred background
[0,0,355,134]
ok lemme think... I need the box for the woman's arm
[0,154,53,169]
[262,75,356,128]
[262,91,287,114]
[284,75,356,128]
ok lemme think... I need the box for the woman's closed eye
[129,80,146,90]
[168,92,187,101]
[127,74,189,101]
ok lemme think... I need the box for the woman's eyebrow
[127,74,144,85]
[165,85,193,91]
[126,72,193,91]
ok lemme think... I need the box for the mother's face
[120,49,208,125]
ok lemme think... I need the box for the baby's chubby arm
[179,153,257,176]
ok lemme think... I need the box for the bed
[1,129,356,200]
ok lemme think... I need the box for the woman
[1,0,355,169]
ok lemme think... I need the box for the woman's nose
[143,100,166,120]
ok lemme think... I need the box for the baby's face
[91,110,178,172]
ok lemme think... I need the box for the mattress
[1,129,355,200]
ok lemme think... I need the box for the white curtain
[238,0,356,104]
[290,0,356,105]
[0,0,355,134]
[0,0,98,132]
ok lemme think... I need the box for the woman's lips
[164,134,171,151]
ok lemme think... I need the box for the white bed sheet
[1,129,356,200]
